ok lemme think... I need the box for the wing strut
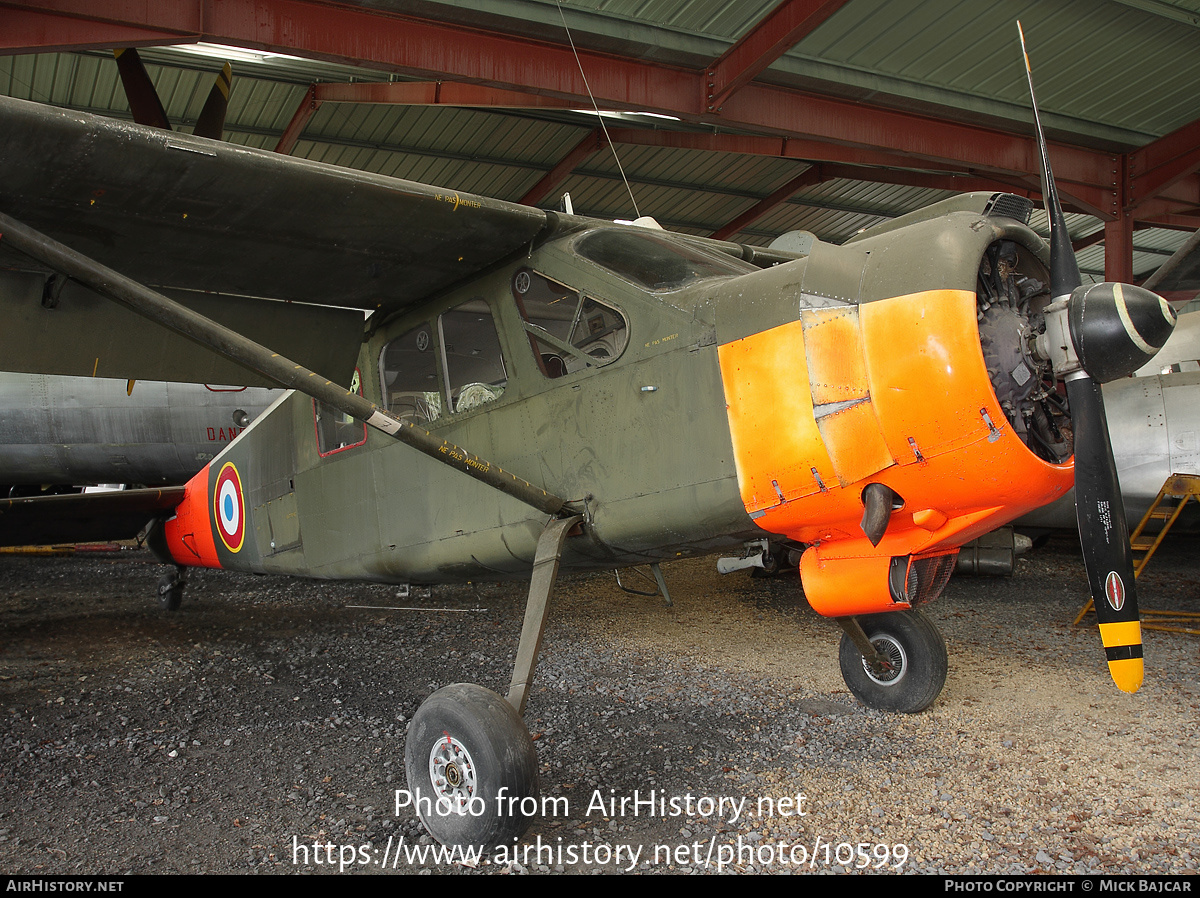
[0,210,569,518]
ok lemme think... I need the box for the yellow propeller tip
[1108,658,1144,694]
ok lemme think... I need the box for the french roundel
[214,462,245,553]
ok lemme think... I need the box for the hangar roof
[1,0,1198,282]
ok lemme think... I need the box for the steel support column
[1105,214,1135,283]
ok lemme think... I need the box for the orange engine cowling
[719,284,1073,617]
[799,542,958,617]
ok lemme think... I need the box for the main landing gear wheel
[403,683,539,850]
[838,610,947,713]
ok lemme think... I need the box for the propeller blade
[1064,376,1142,692]
[1018,21,1160,692]
[193,62,232,140]
[1017,22,1078,301]
[112,49,171,131]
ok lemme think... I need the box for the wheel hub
[862,635,907,686]
[428,734,477,811]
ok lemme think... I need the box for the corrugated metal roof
[0,0,1196,271]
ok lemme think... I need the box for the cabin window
[314,368,367,456]
[379,323,443,424]
[439,300,507,413]
[574,227,754,291]
[511,268,628,378]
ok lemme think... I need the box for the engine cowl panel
[718,218,1073,618]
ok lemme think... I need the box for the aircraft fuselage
[0,373,275,489]
[160,200,1075,620]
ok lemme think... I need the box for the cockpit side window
[439,300,507,413]
[511,268,628,378]
[574,228,755,292]
[379,323,443,425]
[314,368,367,456]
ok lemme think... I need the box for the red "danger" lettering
[206,426,246,442]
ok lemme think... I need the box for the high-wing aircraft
[0,28,1178,850]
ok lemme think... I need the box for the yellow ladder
[1129,473,1200,576]
[1073,472,1200,635]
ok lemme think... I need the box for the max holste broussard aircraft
[0,31,1178,849]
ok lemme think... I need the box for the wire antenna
[556,1,641,219]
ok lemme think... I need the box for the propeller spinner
[1018,23,1176,692]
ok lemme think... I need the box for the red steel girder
[0,0,1121,200]
[1135,212,1200,233]
[274,82,317,154]
[605,129,1108,216]
[313,81,577,109]
[1072,230,1107,253]
[1104,215,1135,282]
[0,6,194,53]
[1127,115,1200,210]
[705,0,849,112]
[520,128,605,207]
[605,127,928,171]
[1132,174,1200,221]
[711,164,827,241]
[274,80,579,154]
[816,163,1020,196]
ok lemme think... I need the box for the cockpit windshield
[574,228,755,292]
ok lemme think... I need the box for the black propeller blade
[113,49,231,140]
[1018,23,1176,693]
[193,62,232,140]
[112,48,171,131]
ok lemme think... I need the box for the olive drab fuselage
[162,195,1074,620]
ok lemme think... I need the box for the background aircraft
[1020,374,1200,532]
[0,30,1177,851]
[0,374,275,495]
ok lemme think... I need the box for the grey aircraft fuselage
[1019,370,1200,530]
[1016,309,1200,531]
[0,373,275,488]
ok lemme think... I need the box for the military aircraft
[0,373,276,494]
[1136,308,1200,376]
[0,54,278,500]
[0,26,1178,849]
[1018,370,1200,533]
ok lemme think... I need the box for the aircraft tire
[838,610,947,713]
[750,547,781,578]
[157,574,183,611]
[404,683,539,851]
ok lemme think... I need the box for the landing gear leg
[837,610,947,713]
[404,514,582,850]
[157,566,188,611]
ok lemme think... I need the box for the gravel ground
[0,533,1197,875]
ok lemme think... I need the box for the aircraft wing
[0,487,184,548]
[0,96,551,386]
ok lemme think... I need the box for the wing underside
[0,96,551,385]
[0,488,185,548]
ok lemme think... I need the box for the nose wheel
[403,683,539,850]
[837,610,947,713]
